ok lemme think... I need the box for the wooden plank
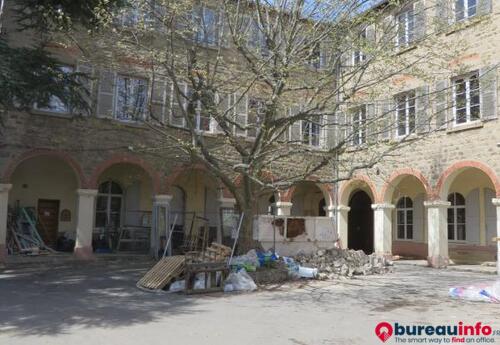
[137,255,185,290]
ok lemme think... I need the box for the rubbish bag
[283,257,317,279]
[224,269,257,292]
[169,280,186,292]
[449,281,500,303]
[230,249,260,272]
[257,251,278,267]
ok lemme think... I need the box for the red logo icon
[375,322,393,343]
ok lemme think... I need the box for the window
[35,66,73,114]
[115,75,148,121]
[453,72,480,125]
[248,98,265,138]
[307,44,322,70]
[455,0,477,22]
[246,17,268,56]
[194,6,219,46]
[119,4,155,27]
[448,193,466,241]
[301,120,321,147]
[231,94,248,136]
[397,7,415,47]
[396,197,413,240]
[395,91,416,136]
[352,28,367,65]
[351,106,367,146]
[95,181,123,230]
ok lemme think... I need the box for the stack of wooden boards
[136,242,232,293]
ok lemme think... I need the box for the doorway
[37,199,60,248]
[348,190,373,254]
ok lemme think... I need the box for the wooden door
[37,199,60,248]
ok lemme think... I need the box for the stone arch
[381,168,432,203]
[88,154,162,194]
[339,175,378,205]
[1,149,86,187]
[435,160,500,200]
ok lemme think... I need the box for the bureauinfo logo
[375,321,495,343]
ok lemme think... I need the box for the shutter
[416,85,430,133]
[480,66,497,120]
[414,0,426,41]
[435,0,453,30]
[366,103,377,144]
[477,0,492,17]
[75,62,93,116]
[151,78,167,123]
[97,69,116,118]
[289,105,302,142]
[381,15,396,52]
[325,113,337,148]
[380,100,395,140]
[434,80,449,129]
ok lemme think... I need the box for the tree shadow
[0,261,202,336]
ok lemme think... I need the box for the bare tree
[74,0,459,250]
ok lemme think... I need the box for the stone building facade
[0,0,499,268]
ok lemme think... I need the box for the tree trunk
[236,206,262,254]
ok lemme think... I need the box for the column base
[74,246,95,260]
[427,255,449,268]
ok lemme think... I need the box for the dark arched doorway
[348,190,374,254]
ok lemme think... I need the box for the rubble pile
[293,248,393,279]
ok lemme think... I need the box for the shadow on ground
[0,261,200,336]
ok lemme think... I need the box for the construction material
[292,248,392,279]
[7,207,56,255]
[136,255,185,290]
[184,261,229,294]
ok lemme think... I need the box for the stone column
[74,189,98,260]
[372,203,395,257]
[492,198,500,275]
[336,205,350,249]
[152,195,172,257]
[424,200,451,268]
[0,184,12,263]
[275,201,292,216]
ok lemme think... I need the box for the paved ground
[1,260,499,345]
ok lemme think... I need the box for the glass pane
[457,224,466,241]
[447,208,454,223]
[406,210,413,225]
[448,224,455,240]
[110,182,122,194]
[456,107,467,124]
[456,208,466,223]
[398,225,405,239]
[96,196,107,211]
[406,225,413,240]
[98,181,110,193]
[397,198,405,208]
[110,197,122,212]
[397,210,405,225]
[406,197,413,208]
[109,213,121,228]
[455,193,465,205]
[95,212,107,228]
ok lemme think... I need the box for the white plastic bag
[449,281,500,303]
[224,269,257,292]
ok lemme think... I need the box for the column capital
[492,198,500,207]
[371,203,395,210]
[153,194,173,205]
[0,184,12,193]
[424,200,451,208]
[337,205,351,212]
[76,189,98,197]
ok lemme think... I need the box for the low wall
[253,215,337,256]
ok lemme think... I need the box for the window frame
[452,71,481,126]
[395,90,416,137]
[396,196,414,240]
[352,27,367,66]
[396,5,415,47]
[114,74,148,122]
[193,5,220,47]
[447,192,466,242]
[350,105,367,146]
[454,0,477,22]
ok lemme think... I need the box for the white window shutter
[380,100,395,140]
[480,66,498,120]
[416,85,430,133]
[97,69,116,118]
[150,78,167,123]
[75,61,94,116]
[414,0,426,41]
[478,0,493,16]
[434,80,449,129]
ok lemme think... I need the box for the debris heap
[293,248,393,279]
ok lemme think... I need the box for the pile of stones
[293,248,393,279]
